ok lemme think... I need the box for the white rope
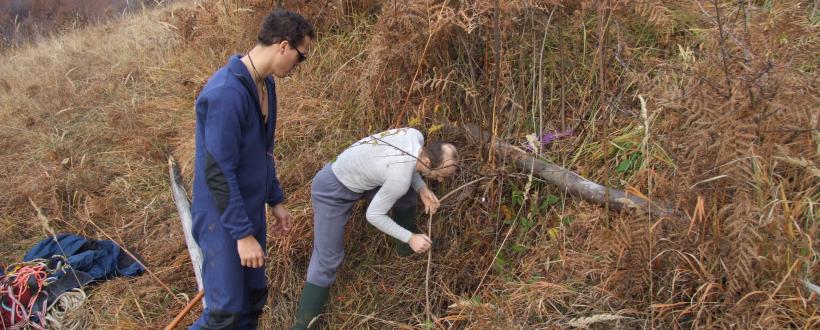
[43,288,87,330]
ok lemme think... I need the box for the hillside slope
[1,0,817,329]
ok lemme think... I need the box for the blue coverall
[190,55,284,329]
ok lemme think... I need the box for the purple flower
[540,129,574,145]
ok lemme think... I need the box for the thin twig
[392,2,447,128]
[367,132,495,178]
[81,199,185,305]
[489,0,502,164]
[425,177,490,325]
[711,0,734,98]
[763,128,820,133]
[318,49,367,99]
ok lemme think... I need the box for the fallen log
[166,157,206,329]
[457,123,681,218]
[168,156,204,290]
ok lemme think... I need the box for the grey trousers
[306,163,417,288]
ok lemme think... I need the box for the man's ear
[418,153,431,169]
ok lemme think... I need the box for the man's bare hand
[269,203,293,235]
[237,235,265,268]
[419,186,440,215]
[408,233,432,253]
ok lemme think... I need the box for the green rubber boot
[392,207,419,257]
[291,282,330,330]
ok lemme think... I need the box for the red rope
[1,262,49,329]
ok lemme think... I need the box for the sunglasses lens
[292,44,306,63]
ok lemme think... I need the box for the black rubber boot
[291,282,330,330]
[392,207,419,257]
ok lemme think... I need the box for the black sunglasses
[291,44,307,63]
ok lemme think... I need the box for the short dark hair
[423,142,458,169]
[257,10,315,47]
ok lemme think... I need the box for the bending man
[292,128,458,329]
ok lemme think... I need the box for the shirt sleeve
[365,177,414,243]
[266,155,285,206]
[409,128,427,192]
[410,171,426,192]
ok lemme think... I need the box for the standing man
[292,128,459,329]
[191,9,314,329]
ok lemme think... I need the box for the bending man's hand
[237,235,264,268]
[408,233,432,253]
[419,186,440,215]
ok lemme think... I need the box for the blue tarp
[23,234,144,280]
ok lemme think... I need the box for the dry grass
[1,0,818,329]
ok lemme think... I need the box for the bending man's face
[423,145,458,182]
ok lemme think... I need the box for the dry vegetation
[0,0,176,49]
[0,0,817,329]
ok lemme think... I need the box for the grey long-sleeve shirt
[331,128,427,243]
